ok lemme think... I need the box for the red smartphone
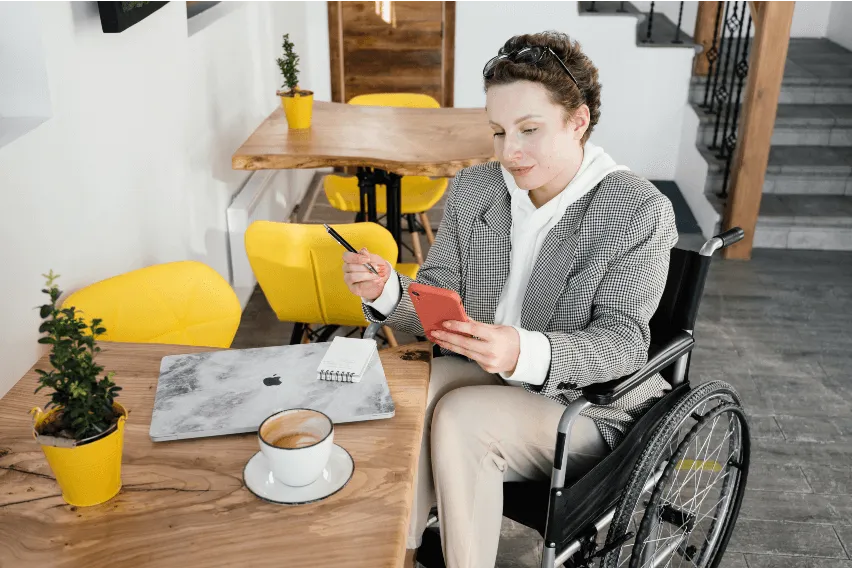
[408,282,472,340]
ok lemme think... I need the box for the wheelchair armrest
[581,331,695,406]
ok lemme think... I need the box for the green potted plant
[30,270,127,507]
[276,33,313,129]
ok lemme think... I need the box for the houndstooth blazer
[364,161,679,448]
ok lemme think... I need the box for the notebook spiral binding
[318,369,357,382]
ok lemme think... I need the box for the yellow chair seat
[62,261,241,348]
[396,263,420,281]
[348,93,440,109]
[323,175,448,215]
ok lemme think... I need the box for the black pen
[323,224,380,276]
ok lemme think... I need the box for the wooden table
[232,101,494,259]
[0,341,432,568]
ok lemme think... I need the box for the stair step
[760,194,852,226]
[578,1,641,16]
[690,79,852,105]
[709,194,852,250]
[702,146,852,196]
[757,195,852,250]
[636,10,695,48]
[578,1,695,49]
[702,145,852,176]
[695,104,852,147]
[706,170,852,197]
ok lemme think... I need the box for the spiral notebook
[317,337,377,382]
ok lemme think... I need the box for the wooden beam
[327,1,344,103]
[441,1,456,107]
[748,1,765,27]
[693,1,722,76]
[723,1,795,260]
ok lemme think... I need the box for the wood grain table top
[0,341,432,568]
[232,101,495,177]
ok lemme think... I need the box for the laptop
[149,341,395,442]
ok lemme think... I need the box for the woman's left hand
[430,320,521,375]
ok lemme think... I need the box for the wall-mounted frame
[98,1,168,33]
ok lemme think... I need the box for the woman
[342,31,677,568]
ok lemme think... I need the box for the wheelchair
[416,227,751,568]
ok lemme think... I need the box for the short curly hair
[484,31,602,143]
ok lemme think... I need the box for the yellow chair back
[245,222,399,328]
[62,261,241,348]
[347,93,441,109]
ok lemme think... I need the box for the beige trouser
[407,356,610,568]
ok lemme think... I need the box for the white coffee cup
[258,408,334,487]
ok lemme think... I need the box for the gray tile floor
[235,179,852,567]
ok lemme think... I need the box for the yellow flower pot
[279,90,314,130]
[31,402,128,507]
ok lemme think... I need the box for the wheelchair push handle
[699,226,745,257]
[718,227,745,247]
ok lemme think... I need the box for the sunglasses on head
[482,46,580,91]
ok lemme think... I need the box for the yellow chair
[62,261,241,349]
[244,221,419,346]
[323,93,448,264]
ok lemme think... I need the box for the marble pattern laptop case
[149,341,395,442]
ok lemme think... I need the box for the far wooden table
[232,101,495,260]
[0,341,432,568]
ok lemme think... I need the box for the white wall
[454,1,694,179]
[790,1,834,38]
[0,1,330,398]
[827,1,852,51]
[0,2,52,148]
[0,2,51,117]
[303,0,332,103]
[634,1,834,40]
[674,105,718,238]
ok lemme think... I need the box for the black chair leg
[289,323,306,345]
[416,528,446,568]
[316,325,340,342]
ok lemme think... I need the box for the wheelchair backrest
[649,248,712,373]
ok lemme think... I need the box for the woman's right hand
[342,247,392,302]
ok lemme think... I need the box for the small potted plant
[30,270,127,507]
[276,33,313,129]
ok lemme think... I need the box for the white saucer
[243,444,354,505]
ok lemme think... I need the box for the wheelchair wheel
[601,380,750,568]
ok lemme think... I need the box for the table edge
[231,154,495,177]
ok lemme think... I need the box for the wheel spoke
[669,428,734,510]
[667,419,722,502]
[688,431,736,514]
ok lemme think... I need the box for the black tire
[601,380,750,568]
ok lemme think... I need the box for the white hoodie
[498,142,626,385]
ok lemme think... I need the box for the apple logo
[263,374,282,386]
